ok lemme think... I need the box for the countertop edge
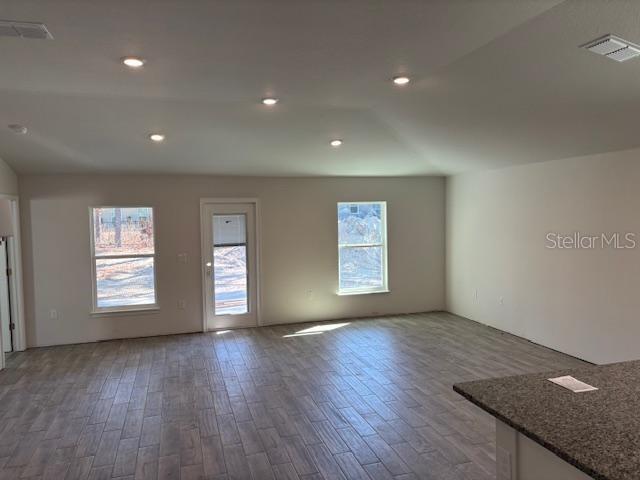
[452,384,606,480]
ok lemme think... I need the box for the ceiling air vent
[582,34,640,62]
[0,20,53,40]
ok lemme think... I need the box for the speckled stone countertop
[454,360,640,480]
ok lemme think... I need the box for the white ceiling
[1,0,639,176]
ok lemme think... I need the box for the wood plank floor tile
[157,454,179,479]
[134,444,159,480]
[0,313,588,480]
[201,435,225,477]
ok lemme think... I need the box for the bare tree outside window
[114,207,122,248]
[91,207,156,311]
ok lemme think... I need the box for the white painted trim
[255,199,263,327]
[337,289,390,296]
[10,199,25,353]
[0,195,26,360]
[90,306,160,316]
[200,198,262,332]
[337,201,389,295]
[88,206,159,315]
[199,206,207,333]
[200,198,260,204]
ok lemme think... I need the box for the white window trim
[89,206,159,314]
[337,201,389,295]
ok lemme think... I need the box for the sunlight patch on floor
[283,322,350,338]
[283,332,324,338]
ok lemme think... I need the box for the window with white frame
[90,207,157,312]
[337,201,388,294]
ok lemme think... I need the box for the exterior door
[202,202,258,330]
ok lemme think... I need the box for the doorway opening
[0,238,13,354]
[0,196,25,371]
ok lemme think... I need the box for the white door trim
[200,198,262,332]
[0,195,26,370]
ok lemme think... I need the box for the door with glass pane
[201,202,258,330]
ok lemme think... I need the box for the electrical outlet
[49,309,58,320]
[177,300,186,309]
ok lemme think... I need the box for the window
[337,201,388,294]
[213,214,249,315]
[90,207,157,312]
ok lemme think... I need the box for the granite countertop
[454,360,640,480]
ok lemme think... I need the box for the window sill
[337,289,390,296]
[91,306,160,317]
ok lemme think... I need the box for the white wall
[447,147,640,365]
[0,157,18,196]
[20,174,445,347]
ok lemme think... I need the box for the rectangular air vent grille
[582,34,640,62]
[607,45,640,62]
[0,20,53,40]
[587,37,627,55]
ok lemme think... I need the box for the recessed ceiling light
[122,56,145,68]
[262,97,279,106]
[149,133,165,142]
[8,124,27,135]
[330,139,343,147]
[392,76,411,85]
